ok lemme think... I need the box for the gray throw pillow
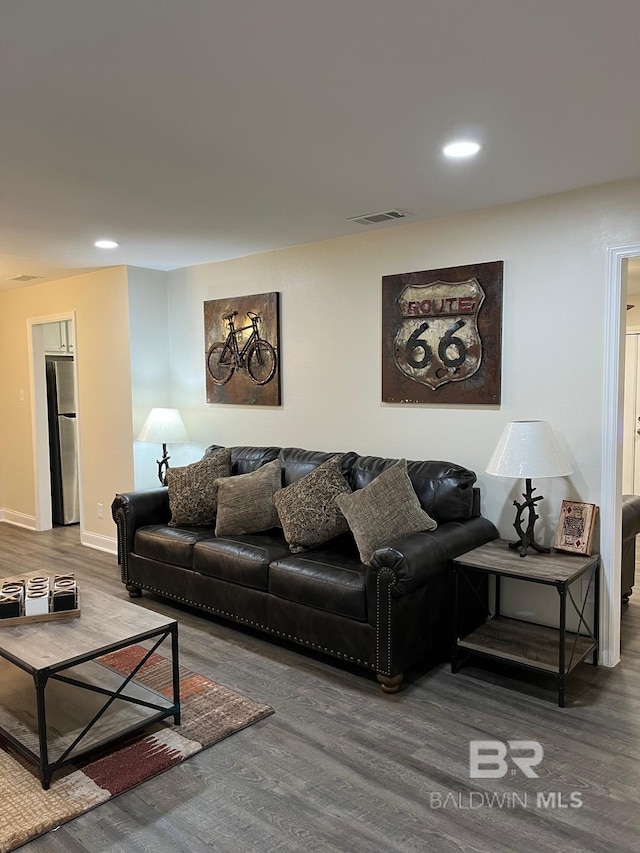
[273,454,352,552]
[166,448,232,527]
[215,459,282,536]
[335,459,437,565]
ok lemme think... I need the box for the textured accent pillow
[166,448,232,527]
[214,459,282,536]
[335,459,437,565]
[273,454,352,552]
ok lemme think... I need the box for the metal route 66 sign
[393,280,485,389]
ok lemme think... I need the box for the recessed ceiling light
[442,140,481,159]
[94,239,119,249]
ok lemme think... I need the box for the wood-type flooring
[1,523,639,853]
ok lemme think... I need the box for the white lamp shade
[137,408,189,445]
[486,420,573,479]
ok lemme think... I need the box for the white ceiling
[2,0,640,290]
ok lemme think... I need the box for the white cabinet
[43,321,73,355]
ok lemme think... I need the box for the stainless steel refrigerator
[46,358,80,525]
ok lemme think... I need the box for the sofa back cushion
[278,447,358,486]
[350,456,476,523]
[204,445,281,475]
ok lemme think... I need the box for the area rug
[0,645,274,853]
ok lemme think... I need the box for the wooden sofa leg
[376,673,403,694]
[126,583,142,598]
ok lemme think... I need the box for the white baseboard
[0,513,117,555]
[0,510,37,529]
[81,530,118,555]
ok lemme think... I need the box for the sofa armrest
[369,516,499,596]
[111,488,171,568]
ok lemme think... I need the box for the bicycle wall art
[204,291,281,405]
[382,261,503,405]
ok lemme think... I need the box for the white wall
[127,266,173,489]
[165,178,640,636]
[167,179,640,518]
[0,267,134,548]
[2,178,637,647]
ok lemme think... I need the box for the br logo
[394,279,485,390]
[469,740,544,779]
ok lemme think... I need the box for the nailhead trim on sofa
[133,581,378,671]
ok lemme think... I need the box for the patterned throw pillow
[214,459,282,536]
[335,459,437,565]
[273,454,352,552]
[166,448,232,527]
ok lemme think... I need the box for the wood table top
[0,576,175,672]
[453,538,599,584]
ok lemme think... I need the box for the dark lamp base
[508,537,550,558]
[157,444,171,486]
[511,478,549,558]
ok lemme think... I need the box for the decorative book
[554,501,598,556]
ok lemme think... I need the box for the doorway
[623,261,640,496]
[623,333,640,495]
[602,246,640,668]
[27,313,82,533]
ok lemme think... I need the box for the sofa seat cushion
[134,524,216,569]
[193,532,291,590]
[268,550,367,620]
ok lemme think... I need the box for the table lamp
[137,408,189,485]
[486,420,573,557]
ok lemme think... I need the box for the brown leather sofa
[112,446,497,691]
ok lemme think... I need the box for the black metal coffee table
[0,581,180,789]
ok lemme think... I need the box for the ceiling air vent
[9,274,43,282]
[346,209,409,226]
